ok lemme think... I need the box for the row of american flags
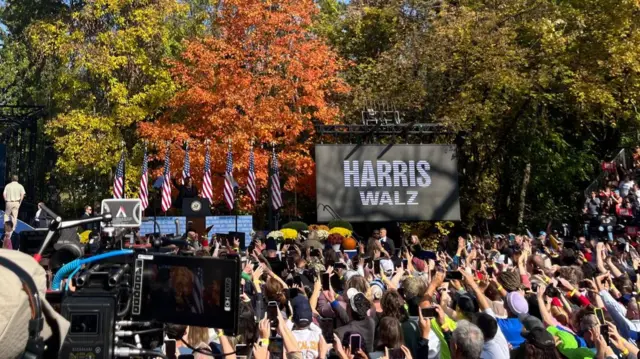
[112,142,284,213]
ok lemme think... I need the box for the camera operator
[0,249,70,358]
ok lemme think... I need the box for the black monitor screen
[138,254,240,332]
[70,313,99,334]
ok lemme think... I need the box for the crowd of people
[584,148,640,241]
[8,157,640,359]
[162,222,640,359]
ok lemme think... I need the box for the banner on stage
[315,144,461,222]
[101,199,143,227]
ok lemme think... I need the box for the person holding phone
[416,308,431,359]
[287,296,327,359]
[253,310,302,359]
[334,288,376,352]
[457,268,509,359]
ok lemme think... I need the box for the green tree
[19,0,189,203]
[342,0,640,229]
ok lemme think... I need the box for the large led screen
[315,144,461,222]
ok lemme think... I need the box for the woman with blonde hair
[188,326,210,349]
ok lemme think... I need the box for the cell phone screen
[293,275,303,286]
[374,259,381,274]
[595,308,606,325]
[390,348,405,359]
[322,273,331,291]
[319,318,334,343]
[269,337,284,359]
[165,340,177,359]
[445,271,463,281]
[349,334,361,350]
[421,307,437,318]
[268,301,279,326]
[288,288,298,299]
[486,267,494,277]
[600,324,610,344]
[365,257,373,269]
[236,344,251,357]
[595,307,609,343]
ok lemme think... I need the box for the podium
[182,198,211,237]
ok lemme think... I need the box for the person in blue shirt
[496,291,528,349]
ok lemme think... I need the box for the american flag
[161,144,172,212]
[271,148,283,210]
[223,144,235,210]
[202,144,213,202]
[247,144,257,204]
[182,142,191,180]
[139,145,149,210]
[113,150,125,199]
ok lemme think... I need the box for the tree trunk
[517,162,531,226]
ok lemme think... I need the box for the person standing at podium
[172,176,198,210]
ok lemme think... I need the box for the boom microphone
[33,204,61,263]
[34,209,112,263]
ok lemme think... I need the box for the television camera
[27,201,241,359]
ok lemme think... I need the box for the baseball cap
[523,327,556,349]
[456,294,478,314]
[506,291,529,318]
[370,279,386,300]
[411,257,426,272]
[521,314,545,333]
[346,288,370,317]
[380,259,394,275]
[0,249,70,358]
[291,296,313,326]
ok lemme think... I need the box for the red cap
[551,297,563,307]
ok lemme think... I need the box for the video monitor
[135,254,240,332]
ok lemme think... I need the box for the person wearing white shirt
[479,310,510,359]
[3,175,25,223]
[459,266,510,359]
[619,175,635,197]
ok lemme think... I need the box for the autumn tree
[139,0,347,212]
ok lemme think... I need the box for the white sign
[101,199,143,227]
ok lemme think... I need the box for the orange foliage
[139,0,348,211]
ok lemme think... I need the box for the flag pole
[268,142,274,231]
[164,140,170,217]
[121,141,126,199]
[229,139,238,233]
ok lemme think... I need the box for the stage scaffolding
[0,105,49,217]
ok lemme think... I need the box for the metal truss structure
[0,105,47,209]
